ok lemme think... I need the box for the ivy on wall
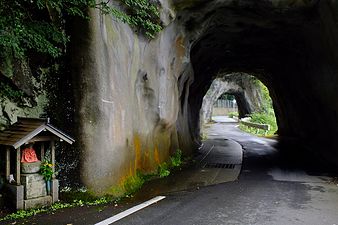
[0,0,162,106]
[122,0,162,38]
[0,82,24,101]
[0,0,162,61]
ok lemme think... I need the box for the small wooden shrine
[0,117,74,209]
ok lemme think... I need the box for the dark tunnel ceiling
[186,3,324,142]
[175,0,338,166]
[190,6,317,76]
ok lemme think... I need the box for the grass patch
[239,112,277,136]
[158,162,171,177]
[124,171,146,195]
[250,113,277,133]
[0,192,116,222]
[228,112,239,118]
[238,79,278,136]
[0,149,186,222]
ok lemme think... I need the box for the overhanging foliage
[0,0,162,60]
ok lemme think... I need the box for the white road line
[95,196,166,225]
[200,145,215,163]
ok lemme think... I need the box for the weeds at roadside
[0,195,115,221]
[228,112,239,118]
[0,149,187,222]
[239,112,277,136]
[201,133,208,141]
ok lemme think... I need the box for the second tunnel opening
[179,1,338,170]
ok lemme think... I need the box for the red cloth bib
[21,148,39,163]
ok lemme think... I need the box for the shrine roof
[0,117,75,149]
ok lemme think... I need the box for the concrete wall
[212,108,237,117]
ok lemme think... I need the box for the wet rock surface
[185,0,338,169]
[111,117,338,225]
[2,0,338,212]
[6,116,338,225]
[68,0,338,192]
[201,74,264,124]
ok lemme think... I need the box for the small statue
[21,144,42,174]
[8,174,15,184]
[21,147,39,163]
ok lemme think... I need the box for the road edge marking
[200,144,214,163]
[95,196,166,225]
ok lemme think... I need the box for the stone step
[24,196,52,210]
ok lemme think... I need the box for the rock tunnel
[185,0,338,163]
[71,0,338,194]
[200,74,265,125]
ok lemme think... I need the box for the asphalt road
[110,117,338,225]
[5,116,338,225]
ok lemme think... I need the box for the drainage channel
[203,163,237,169]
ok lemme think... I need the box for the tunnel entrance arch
[70,0,338,192]
[199,72,277,138]
[200,73,267,125]
[176,1,338,167]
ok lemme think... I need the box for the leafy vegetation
[158,162,170,177]
[239,81,277,136]
[1,0,66,59]
[121,149,184,194]
[258,81,273,114]
[0,83,25,101]
[40,161,54,181]
[0,193,115,221]
[201,132,208,141]
[157,149,183,177]
[118,0,163,38]
[0,0,163,136]
[250,113,277,133]
[170,149,182,167]
[228,111,238,118]
[123,170,146,194]
[0,149,185,222]
[219,93,235,101]
[239,115,277,136]
[0,0,162,61]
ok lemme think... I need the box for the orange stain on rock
[154,146,160,164]
[129,163,133,177]
[134,135,142,171]
[142,150,150,170]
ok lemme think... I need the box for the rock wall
[0,59,48,130]
[4,0,338,194]
[69,0,338,194]
[181,0,338,166]
[71,6,193,194]
[201,74,264,124]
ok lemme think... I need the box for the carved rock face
[182,0,338,168]
[201,74,264,124]
[71,0,338,193]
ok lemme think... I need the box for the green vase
[46,180,51,195]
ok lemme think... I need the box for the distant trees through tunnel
[3,0,338,195]
[200,74,277,136]
[181,0,338,169]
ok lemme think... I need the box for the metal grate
[204,163,236,169]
